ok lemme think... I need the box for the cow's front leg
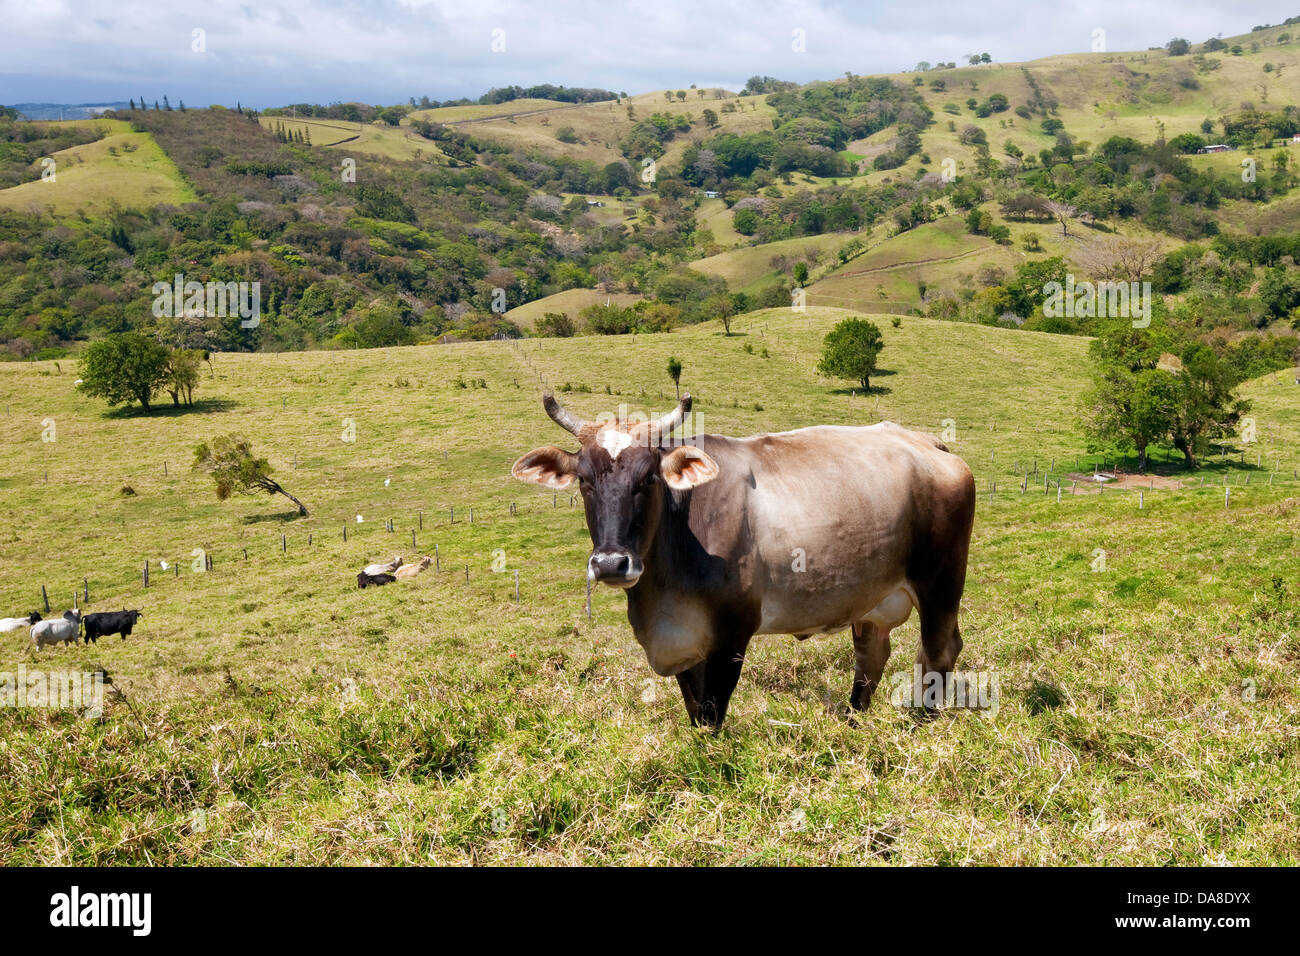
[676,638,750,730]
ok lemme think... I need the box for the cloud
[0,0,1293,106]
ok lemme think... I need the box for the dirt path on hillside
[447,103,586,125]
[821,244,993,280]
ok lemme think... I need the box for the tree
[1074,236,1164,282]
[1084,365,1177,471]
[535,312,576,337]
[703,293,736,335]
[1082,324,1247,469]
[702,108,719,128]
[164,348,203,405]
[193,435,309,516]
[1044,199,1077,237]
[667,357,683,398]
[818,317,885,391]
[1166,37,1191,56]
[77,333,171,411]
[1169,344,1249,467]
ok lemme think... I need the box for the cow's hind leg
[849,621,891,711]
[916,600,963,704]
[676,636,750,731]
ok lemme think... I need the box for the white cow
[0,613,41,632]
[32,610,81,651]
[362,555,403,577]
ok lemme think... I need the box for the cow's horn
[650,393,692,438]
[543,392,586,436]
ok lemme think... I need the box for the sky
[0,0,1296,108]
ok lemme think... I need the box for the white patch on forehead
[597,428,634,459]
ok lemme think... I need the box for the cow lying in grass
[1,612,41,632]
[394,556,432,579]
[83,609,143,644]
[357,571,395,588]
[363,555,403,577]
[32,610,81,651]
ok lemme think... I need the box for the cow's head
[512,392,719,588]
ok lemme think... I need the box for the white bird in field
[384,478,391,487]
[356,515,364,523]
[160,560,169,570]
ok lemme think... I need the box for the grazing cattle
[0,612,41,632]
[32,610,81,651]
[82,609,143,644]
[357,571,396,588]
[394,556,432,579]
[512,392,976,729]
[363,556,403,577]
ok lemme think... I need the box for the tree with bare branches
[1044,200,1077,237]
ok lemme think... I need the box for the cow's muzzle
[588,551,643,588]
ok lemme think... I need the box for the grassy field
[257,117,449,163]
[454,89,777,167]
[1,309,1298,864]
[406,99,569,124]
[0,119,196,217]
[505,289,643,330]
[690,232,858,294]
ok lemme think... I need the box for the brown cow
[394,556,433,579]
[512,392,976,729]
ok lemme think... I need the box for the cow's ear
[512,446,579,489]
[660,445,719,490]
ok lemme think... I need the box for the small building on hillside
[1198,144,1233,153]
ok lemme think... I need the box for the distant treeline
[263,84,619,125]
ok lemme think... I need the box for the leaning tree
[192,435,309,516]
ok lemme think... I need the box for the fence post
[514,570,520,604]
[84,578,88,604]
[435,545,439,571]
[412,529,416,550]
[282,534,286,553]
[42,585,50,613]
[144,561,149,588]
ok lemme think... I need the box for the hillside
[0,118,195,216]
[2,310,1298,864]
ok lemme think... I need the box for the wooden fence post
[42,585,50,613]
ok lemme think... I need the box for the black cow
[357,572,396,589]
[83,609,143,644]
